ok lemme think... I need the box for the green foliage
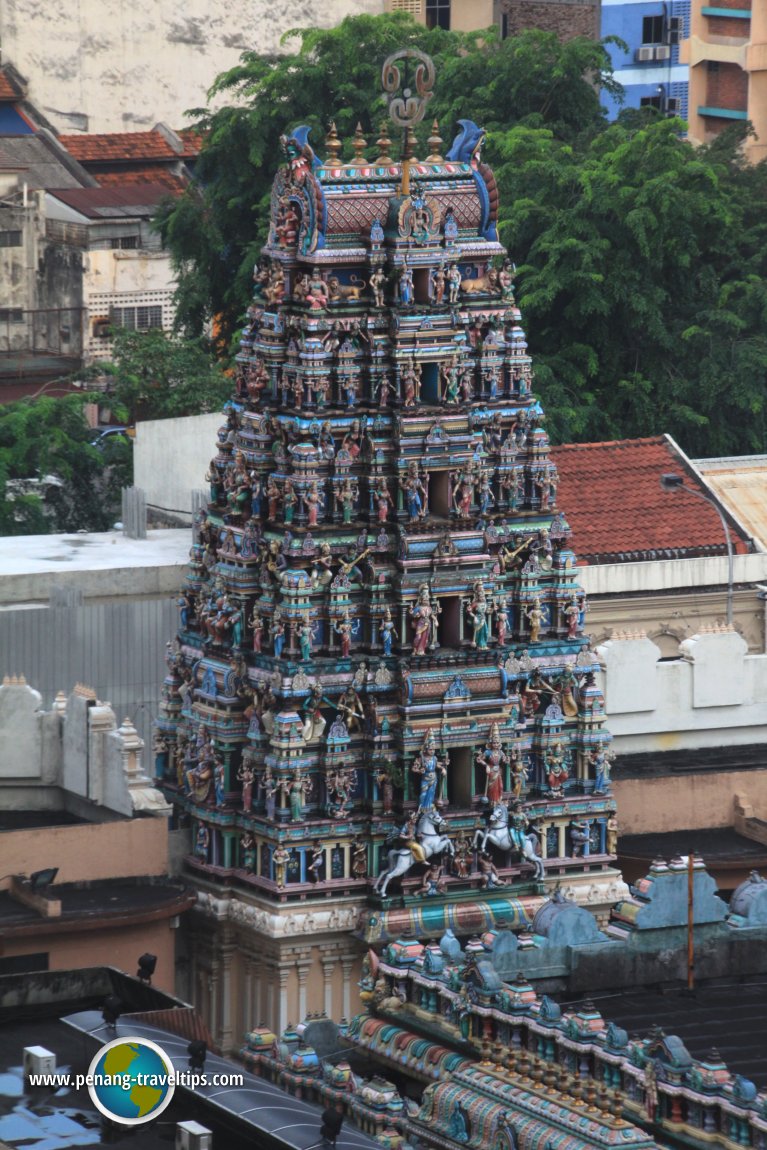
[158,13,617,350]
[0,392,129,535]
[102,328,231,423]
[495,118,767,454]
[158,11,767,457]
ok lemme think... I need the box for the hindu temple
[155,47,629,1049]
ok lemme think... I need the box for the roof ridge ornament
[381,48,436,195]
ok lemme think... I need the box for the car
[89,426,135,447]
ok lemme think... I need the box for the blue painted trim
[698,105,748,119]
[701,6,751,16]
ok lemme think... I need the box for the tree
[494,118,767,455]
[158,13,619,349]
[0,392,131,535]
[102,328,231,423]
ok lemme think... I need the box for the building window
[0,308,24,323]
[110,236,139,250]
[111,305,163,331]
[640,96,663,110]
[426,0,450,30]
[0,230,22,247]
[642,15,665,43]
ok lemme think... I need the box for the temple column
[295,950,313,1022]
[219,945,234,1052]
[341,952,357,1020]
[277,961,292,1034]
[321,954,337,1018]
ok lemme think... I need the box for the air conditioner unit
[666,97,681,114]
[176,1121,213,1150]
[667,16,683,43]
[635,46,655,62]
[654,44,671,60]
[24,1046,56,1077]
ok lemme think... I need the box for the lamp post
[660,472,734,625]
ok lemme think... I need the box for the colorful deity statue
[281,770,312,822]
[410,583,440,655]
[404,462,428,520]
[466,581,491,649]
[399,261,414,305]
[412,730,448,811]
[370,265,387,308]
[380,606,398,656]
[526,596,543,643]
[335,610,354,657]
[375,478,394,523]
[590,743,613,793]
[237,759,255,811]
[564,597,581,640]
[545,741,568,797]
[303,482,324,527]
[475,722,508,803]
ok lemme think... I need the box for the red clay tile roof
[550,435,751,563]
[0,68,26,101]
[177,128,204,156]
[94,168,188,193]
[59,130,177,162]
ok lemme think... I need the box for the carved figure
[281,771,312,821]
[476,723,508,803]
[545,742,568,797]
[416,863,447,897]
[447,263,461,303]
[352,837,368,878]
[410,583,440,655]
[478,851,506,889]
[411,729,448,811]
[466,581,491,649]
[370,266,387,308]
[375,479,394,523]
[404,462,428,520]
[380,606,398,656]
[473,804,544,880]
[399,262,414,305]
[308,841,325,882]
[526,596,543,643]
[374,808,454,897]
[195,823,210,860]
[335,611,354,657]
[273,844,290,888]
[237,760,254,812]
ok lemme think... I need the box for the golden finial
[324,121,342,165]
[351,121,367,166]
[401,125,419,196]
[376,120,394,165]
[426,118,443,162]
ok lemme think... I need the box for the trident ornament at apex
[156,49,617,933]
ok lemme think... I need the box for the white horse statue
[374,810,454,897]
[473,804,545,881]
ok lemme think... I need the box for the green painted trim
[698,105,749,119]
[701,6,751,17]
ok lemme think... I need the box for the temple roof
[551,435,753,564]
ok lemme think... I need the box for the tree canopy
[0,392,130,535]
[102,328,231,424]
[157,14,618,350]
[158,12,767,458]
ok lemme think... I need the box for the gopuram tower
[156,51,625,1050]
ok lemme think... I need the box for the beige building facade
[0,0,384,135]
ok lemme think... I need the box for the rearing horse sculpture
[374,810,454,897]
[473,804,545,881]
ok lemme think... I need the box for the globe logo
[88,1037,175,1125]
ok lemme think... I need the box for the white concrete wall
[1,0,384,134]
[596,630,767,754]
[134,412,221,518]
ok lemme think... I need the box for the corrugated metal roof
[697,461,767,550]
[0,134,85,189]
[46,182,174,218]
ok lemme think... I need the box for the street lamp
[660,472,734,625]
